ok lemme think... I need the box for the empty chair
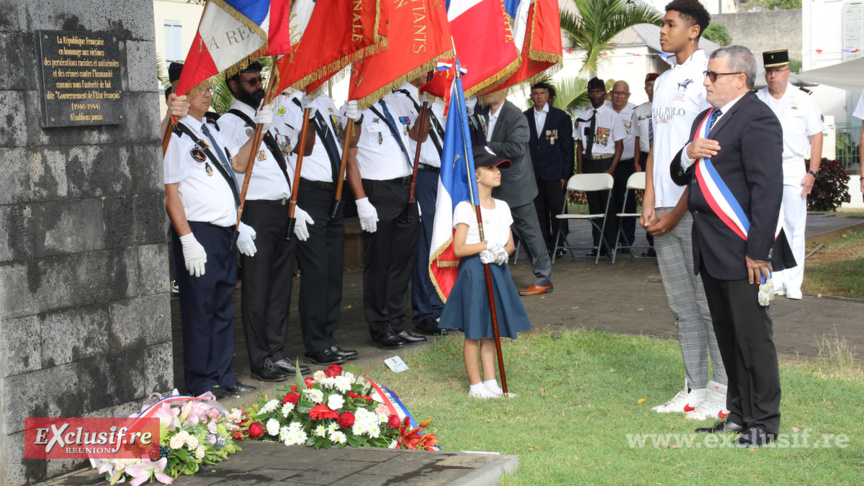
[611,171,647,264]
[552,173,615,265]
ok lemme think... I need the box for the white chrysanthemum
[330,431,347,444]
[304,389,324,404]
[317,377,336,389]
[288,421,304,433]
[313,370,327,380]
[283,429,308,446]
[281,402,294,418]
[327,423,340,434]
[259,399,279,415]
[266,418,280,436]
[352,422,367,436]
[176,430,190,442]
[327,395,345,410]
[367,424,380,438]
[343,371,355,382]
[169,434,185,450]
[195,446,206,459]
[332,376,352,393]
[378,413,389,424]
[279,426,291,443]
[314,425,327,438]
[370,391,382,402]
[389,439,399,449]
[186,435,199,450]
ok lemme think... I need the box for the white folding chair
[552,173,615,265]
[612,172,646,264]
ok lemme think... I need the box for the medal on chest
[190,148,207,163]
[205,162,214,176]
[277,106,286,116]
[399,116,411,136]
[256,150,267,161]
[331,115,345,142]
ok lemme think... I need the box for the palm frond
[553,75,590,115]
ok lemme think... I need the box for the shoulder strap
[368,104,412,166]
[226,108,292,186]
[175,122,240,208]
[395,89,444,157]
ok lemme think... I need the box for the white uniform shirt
[390,83,445,168]
[280,92,346,182]
[574,103,626,157]
[756,83,825,185]
[454,199,513,247]
[652,49,711,208]
[220,100,291,201]
[533,102,550,135]
[613,102,637,160]
[487,103,503,143]
[164,115,237,227]
[632,101,653,154]
[355,92,413,180]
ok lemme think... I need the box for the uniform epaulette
[172,125,184,137]
[799,86,812,95]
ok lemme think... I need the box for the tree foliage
[702,24,732,46]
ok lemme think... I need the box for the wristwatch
[807,169,818,177]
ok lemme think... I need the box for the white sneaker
[652,388,707,413]
[468,388,498,399]
[685,381,730,420]
[774,288,786,296]
[484,382,504,396]
[786,289,803,300]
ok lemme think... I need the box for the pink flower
[125,458,173,486]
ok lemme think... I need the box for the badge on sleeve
[277,107,286,116]
[256,150,267,161]
[191,148,207,162]
[246,128,254,137]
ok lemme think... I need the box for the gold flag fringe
[464,55,521,98]
[290,37,388,93]
[354,49,453,110]
[428,235,457,303]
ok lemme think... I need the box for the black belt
[301,178,335,191]
[419,163,440,173]
[585,154,613,160]
[380,176,412,185]
[246,198,290,206]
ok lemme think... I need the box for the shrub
[807,158,851,212]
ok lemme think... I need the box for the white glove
[293,206,315,241]
[479,248,495,264]
[255,103,274,132]
[356,197,379,233]
[180,233,207,277]
[236,222,257,257]
[490,243,508,265]
[301,93,318,118]
[345,100,361,122]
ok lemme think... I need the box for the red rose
[324,364,343,378]
[248,422,264,439]
[282,393,300,405]
[388,414,401,429]
[304,377,315,389]
[337,412,355,429]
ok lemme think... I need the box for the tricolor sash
[693,108,783,241]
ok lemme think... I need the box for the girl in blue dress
[438,146,532,399]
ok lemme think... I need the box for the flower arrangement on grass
[245,364,439,450]
[90,390,244,485]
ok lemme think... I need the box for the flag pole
[286,100,312,239]
[330,118,353,219]
[237,57,281,229]
[406,72,435,220]
[453,55,509,395]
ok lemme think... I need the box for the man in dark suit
[670,45,795,447]
[525,82,574,256]
[473,92,553,295]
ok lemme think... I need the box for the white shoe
[468,387,498,399]
[484,382,504,396]
[652,388,707,413]
[685,381,729,420]
[786,289,802,300]
[774,288,786,296]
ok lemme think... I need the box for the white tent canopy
[793,57,864,94]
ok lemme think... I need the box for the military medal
[399,116,411,136]
[373,117,380,124]
[191,148,207,162]
[257,150,266,161]
[331,115,345,142]
[277,107,286,116]
[378,133,384,145]
[205,162,214,176]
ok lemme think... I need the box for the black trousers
[534,178,567,252]
[240,200,296,370]
[361,178,419,341]
[582,157,617,251]
[699,263,781,435]
[612,158,637,246]
[172,223,238,395]
[296,181,345,353]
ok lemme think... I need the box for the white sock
[469,383,486,394]
[483,379,503,394]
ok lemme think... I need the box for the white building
[153,0,205,116]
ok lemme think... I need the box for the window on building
[164,20,183,62]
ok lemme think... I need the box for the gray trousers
[510,202,553,287]
[654,208,727,389]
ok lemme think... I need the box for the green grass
[368,329,864,485]
[804,228,864,299]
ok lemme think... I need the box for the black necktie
[585,109,597,159]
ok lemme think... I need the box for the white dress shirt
[574,103,626,157]
[533,103,549,134]
[354,92,414,180]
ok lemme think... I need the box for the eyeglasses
[587,89,605,95]
[765,67,790,77]
[610,91,629,97]
[703,71,743,83]
[241,76,265,86]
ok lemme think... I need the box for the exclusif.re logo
[25,417,160,459]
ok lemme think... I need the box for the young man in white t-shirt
[640,0,728,421]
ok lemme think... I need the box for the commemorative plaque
[37,30,124,127]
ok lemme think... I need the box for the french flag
[176,0,291,97]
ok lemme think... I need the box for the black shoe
[586,249,609,258]
[396,330,427,344]
[555,248,568,258]
[373,332,406,349]
[304,348,347,365]
[414,317,445,336]
[273,359,310,375]
[224,382,257,395]
[251,360,290,382]
[695,420,745,434]
[207,387,230,400]
[735,426,775,447]
[330,345,358,361]
[641,248,656,257]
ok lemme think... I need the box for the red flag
[482,0,563,94]
[447,0,520,96]
[265,0,293,56]
[348,0,453,108]
[274,0,389,96]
